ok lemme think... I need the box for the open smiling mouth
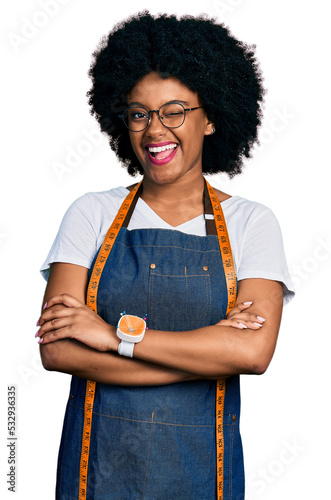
[147,143,178,159]
[145,143,179,164]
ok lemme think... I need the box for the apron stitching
[69,404,235,426]
[142,411,154,499]
[116,242,220,253]
[205,273,212,325]
[209,274,212,323]
[90,411,215,427]
[185,266,188,331]
[70,404,235,427]
[149,267,154,330]
[150,421,214,428]
[150,273,211,277]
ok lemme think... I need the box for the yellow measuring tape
[78,181,142,499]
[206,180,237,500]
[78,179,236,500]
[205,180,237,317]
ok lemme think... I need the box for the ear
[204,120,216,136]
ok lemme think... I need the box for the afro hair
[87,11,265,177]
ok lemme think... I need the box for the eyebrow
[127,99,191,108]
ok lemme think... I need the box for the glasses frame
[119,102,204,132]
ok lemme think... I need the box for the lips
[145,141,179,165]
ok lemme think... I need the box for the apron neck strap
[203,179,217,236]
[122,182,144,228]
[122,178,217,235]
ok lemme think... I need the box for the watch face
[118,315,146,336]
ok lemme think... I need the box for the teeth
[148,144,177,153]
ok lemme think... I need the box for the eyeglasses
[119,102,203,132]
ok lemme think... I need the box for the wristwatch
[116,313,146,357]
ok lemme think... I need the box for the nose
[146,110,167,137]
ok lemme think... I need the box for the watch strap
[118,340,134,358]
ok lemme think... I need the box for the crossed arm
[38,262,283,385]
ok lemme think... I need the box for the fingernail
[38,338,44,343]
[238,323,247,329]
[36,319,40,327]
[243,301,253,305]
[253,322,263,327]
[35,331,40,338]
[43,302,48,310]
[257,316,266,322]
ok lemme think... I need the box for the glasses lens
[160,103,185,128]
[123,107,149,131]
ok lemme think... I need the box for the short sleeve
[40,194,98,281]
[236,204,294,305]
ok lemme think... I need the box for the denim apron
[55,183,245,500]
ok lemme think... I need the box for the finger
[41,304,77,321]
[38,294,84,326]
[37,326,72,345]
[38,304,70,326]
[226,301,253,318]
[229,313,266,324]
[216,318,264,330]
[37,315,72,338]
[216,319,249,329]
[43,293,84,311]
[234,318,265,329]
[237,301,253,311]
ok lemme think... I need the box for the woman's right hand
[215,301,266,330]
[36,293,118,352]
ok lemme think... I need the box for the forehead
[127,72,199,106]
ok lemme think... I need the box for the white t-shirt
[41,186,294,304]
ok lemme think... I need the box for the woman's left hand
[36,293,117,352]
[216,301,266,330]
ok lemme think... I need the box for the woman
[37,12,294,500]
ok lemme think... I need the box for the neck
[139,170,205,227]
[141,170,205,204]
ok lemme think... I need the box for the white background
[1,0,330,498]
